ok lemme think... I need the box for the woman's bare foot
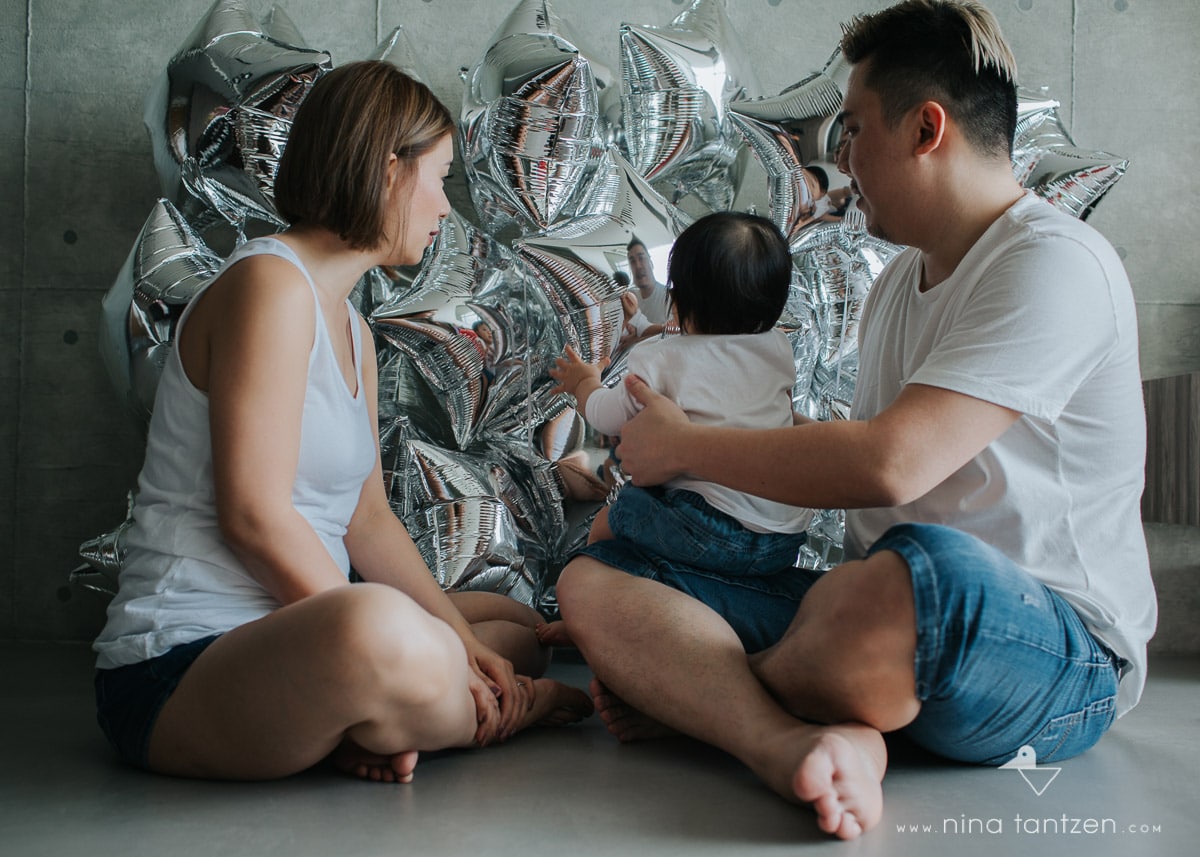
[557,454,608,502]
[751,723,885,840]
[330,741,419,784]
[535,620,575,648]
[590,677,677,742]
[519,678,594,729]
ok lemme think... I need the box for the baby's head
[667,212,791,336]
[804,165,830,200]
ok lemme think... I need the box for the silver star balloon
[459,0,613,235]
[100,198,224,422]
[1012,88,1128,221]
[789,213,901,422]
[390,439,538,605]
[144,0,331,234]
[728,50,850,242]
[618,0,760,211]
[515,148,693,364]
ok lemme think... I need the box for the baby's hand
[549,345,604,398]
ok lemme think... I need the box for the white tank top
[94,237,377,669]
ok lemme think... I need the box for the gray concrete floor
[2,642,1196,857]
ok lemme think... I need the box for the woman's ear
[383,152,400,194]
[913,100,947,155]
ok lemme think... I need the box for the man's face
[836,62,909,243]
[627,244,655,288]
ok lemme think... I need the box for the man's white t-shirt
[845,192,1156,717]
[637,283,671,326]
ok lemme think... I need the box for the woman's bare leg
[147,584,478,781]
[448,590,550,677]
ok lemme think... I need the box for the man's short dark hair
[840,0,1018,159]
[274,61,453,250]
[667,212,791,336]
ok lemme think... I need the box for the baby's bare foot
[330,741,419,784]
[590,677,677,742]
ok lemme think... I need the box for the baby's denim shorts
[94,634,221,769]
[578,485,817,652]
[869,523,1124,765]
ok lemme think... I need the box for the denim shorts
[578,485,816,652]
[94,634,221,769]
[870,523,1123,765]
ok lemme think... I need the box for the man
[555,0,1156,841]
[625,237,670,332]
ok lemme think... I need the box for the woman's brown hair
[274,61,454,250]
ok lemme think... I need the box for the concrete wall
[3,0,1198,642]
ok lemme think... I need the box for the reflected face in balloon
[836,62,906,244]
[390,133,453,266]
[627,243,655,290]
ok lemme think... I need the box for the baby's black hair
[667,212,791,336]
[806,164,830,194]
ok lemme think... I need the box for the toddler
[542,212,813,652]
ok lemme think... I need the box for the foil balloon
[618,0,760,211]
[459,0,612,235]
[728,50,850,242]
[1012,88,1128,221]
[369,25,423,79]
[374,316,488,451]
[145,0,331,233]
[515,148,692,364]
[70,493,137,597]
[788,212,901,421]
[392,439,537,605]
[100,198,224,422]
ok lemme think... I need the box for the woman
[93,61,591,783]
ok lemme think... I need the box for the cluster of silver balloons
[75,0,1128,603]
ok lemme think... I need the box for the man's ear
[914,101,947,155]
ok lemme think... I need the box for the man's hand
[614,374,692,486]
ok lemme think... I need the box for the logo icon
[999,745,1061,796]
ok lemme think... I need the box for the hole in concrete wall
[63,330,78,345]
[63,230,77,244]
[1114,0,1128,11]
[1018,0,1034,10]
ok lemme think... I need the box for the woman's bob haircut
[274,61,454,250]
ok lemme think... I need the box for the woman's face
[389,133,453,265]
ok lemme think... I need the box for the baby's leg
[588,506,614,544]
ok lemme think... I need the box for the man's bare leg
[750,551,922,731]
[556,557,887,840]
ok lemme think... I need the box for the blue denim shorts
[94,634,221,769]
[578,485,816,652]
[869,523,1123,765]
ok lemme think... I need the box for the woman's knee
[324,584,468,701]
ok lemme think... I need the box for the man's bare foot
[520,678,594,729]
[590,677,677,742]
[752,723,885,840]
[535,620,575,648]
[330,740,419,784]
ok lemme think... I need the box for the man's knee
[556,560,609,618]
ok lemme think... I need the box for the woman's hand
[615,374,693,486]
[464,638,531,744]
